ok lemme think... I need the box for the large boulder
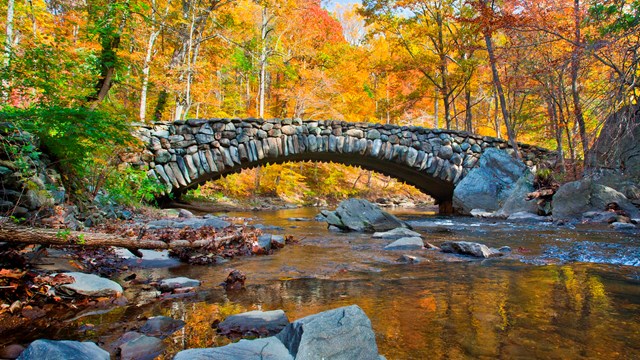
[319,199,407,232]
[173,337,293,360]
[495,170,539,217]
[552,178,640,220]
[276,305,380,360]
[453,148,528,214]
[17,340,109,360]
[217,310,289,338]
[54,272,123,297]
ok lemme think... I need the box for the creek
[24,208,640,358]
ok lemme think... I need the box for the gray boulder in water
[495,170,539,217]
[453,148,528,214]
[319,199,407,232]
[217,310,290,338]
[276,305,380,360]
[173,337,293,360]
[17,340,109,360]
[54,272,123,298]
[552,178,640,220]
[440,241,503,258]
[384,237,424,250]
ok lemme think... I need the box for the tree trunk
[493,91,501,138]
[464,84,473,132]
[484,31,520,158]
[546,94,565,172]
[258,5,270,119]
[140,30,160,122]
[0,224,242,251]
[434,90,439,128]
[2,0,14,101]
[571,0,589,158]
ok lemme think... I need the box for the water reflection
[54,208,640,359]
[136,260,640,359]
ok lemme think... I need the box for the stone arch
[127,118,552,213]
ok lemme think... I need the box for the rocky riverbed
[1,204,639,359]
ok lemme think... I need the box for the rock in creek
[139,316,186,338]
[440,241,503,258]
[173,337,293,360]
[217,310,289,338]
[319,198,408,232]
[17,340,109,360]
[372,227,421,239]
[453,148,528,214]
[552,178,640,220]
[506,211,550,222]
[610,222,637,230]
[276,305,381,360]
[116,332,165,360]
[397,254,423,264]
[54,272,123,298]
[222,270,246,290]
[0,344,25,359]
[384,237,424,251]
[158,277,201,291]
[495,170,539,217]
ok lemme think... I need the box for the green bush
[103,166,167,206]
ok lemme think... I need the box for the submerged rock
[372,227,421,239]
[276,305,380,360]
[55,272,123,297]
[397,254,423,264]
[453,148,528,214]
[17,340,109,360]
[384,237,424,251]
[139,316,185,338]
[319,199,407,232]
[440,241,503,258]
[173,337,293,360]
[217,310,289,338]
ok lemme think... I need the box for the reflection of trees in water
[148,263,636,359]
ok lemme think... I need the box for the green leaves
[587,1,640,35]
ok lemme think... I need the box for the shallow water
[23,208,640,358]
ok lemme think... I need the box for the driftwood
[526,188,556,200]
[0,223,241,251]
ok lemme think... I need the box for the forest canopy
[1,0,638,203]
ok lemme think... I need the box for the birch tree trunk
[2,0,15,101]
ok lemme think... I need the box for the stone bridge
[124,118,553,213]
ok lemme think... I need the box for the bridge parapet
[123,118,554,204]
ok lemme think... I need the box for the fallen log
[0,223,241,251]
